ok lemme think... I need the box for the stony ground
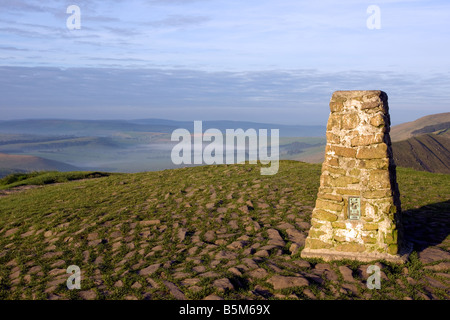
[0,161,449,300]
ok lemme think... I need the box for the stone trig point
[301,90,410,263]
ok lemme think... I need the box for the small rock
[43,230,52,238]
[94,256,103,265]
[48,268,65,277]
[203,230,215,242]
[267,275,308,290]
[177,228,187,242]
[139,220,160,226]
[252,285,272,298]
[296,222,311,230]
[289,243,301,255]
[248,268,269,279]
[314,263,331,271]
[181,278,200,286]
[138,263,161,276]
[303,288,317,300]
[213,278,234,292]
[267,229,286,247]
[163,281,186,300]
[152,245,164,252]
[173,272,190,280]
[227,267,242,277]
[324,270,339,281]
[215,239,227,246]
[87,232,98,241]
[88,239,102,246]
[203,294,224,300]
[254,250,269,258]
[193,265,206,273]
[199,271,219,278]
[292,260,311,269]
[239,206,250,214]
[42,251,63,259]
[419,247,450,264]
[227,241,248,250]
[424,276,448,290]
[286,228,306,245]
[216,251,238,260]
[242,258,259,270]
[341,283,359,296]
[28,266,42,274]
[339,266,356,283]
[424,262,450,271]
[78,290,97,300]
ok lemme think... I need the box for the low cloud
[0,66,448,125]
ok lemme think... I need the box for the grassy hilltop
[0,161,449,300]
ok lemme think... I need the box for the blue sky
[1,0,449,125]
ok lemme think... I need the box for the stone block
[323,165,346,176]
[358,158,389,170]
[329,97,346,112]
[363,223,379,231]
[315,200,343,213]
[356,143,388,159]
[326,132,341,144]
[387,244,398,255]
[317,193,343,202]
[341,114,359,130]
[331,221,347,229]
[384,229,398,244]
[326,114,342,131]
[363,189,392,199]
[305,238,332,250]
[332,146,357,158]
[335,188,360,196]
[308,228,326,238]
[327,157,339,167]
[370,114,386,127]
[351,134,384,147]
[332,176,359,187]
[335,243,366,253]
[312,209,338,222]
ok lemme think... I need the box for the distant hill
[392,131,450,174]
[389,112,450,174]
[0,153,80,177]
[390,112,450,142]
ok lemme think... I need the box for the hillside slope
[0,161,448,300]
[0,153,80,177]
[392,132,450,174]
[390,112,450,142]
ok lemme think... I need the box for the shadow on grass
[402,200,450,252]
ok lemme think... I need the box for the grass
[0,160,448,300]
